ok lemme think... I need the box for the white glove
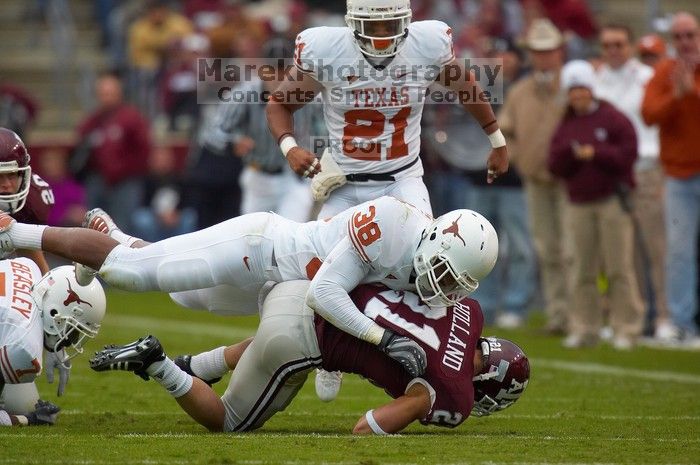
[311,149,346,201]
[44,350,71,397]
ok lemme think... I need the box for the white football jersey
[0,258,44,384]
[295,21,455,178]
[272,196,433,289]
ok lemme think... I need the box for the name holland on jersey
[442,301,472,372]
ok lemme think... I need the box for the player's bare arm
[352,382,431,434]
[0,211,118,271]
[266,68,323,178]
[437,60,509,184]
[41,227,118,270]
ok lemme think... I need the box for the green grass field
[2,290,699,465]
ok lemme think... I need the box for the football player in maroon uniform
[89,281,529,434]
[0,128,54,273]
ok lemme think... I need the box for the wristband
[279,136,299,158]
[487,129,506,149]
[365,410,388,435]
[277,132,293,145]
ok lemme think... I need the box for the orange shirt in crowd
[641,58,700,179]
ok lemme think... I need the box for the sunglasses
[602,41,627,49]
[673,31,698,41]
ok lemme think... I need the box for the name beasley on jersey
[350,87,410,108]
[4,260,35,319]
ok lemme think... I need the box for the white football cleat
[315,369,342,402]
[83,208,118,236]
[84,207,140,247]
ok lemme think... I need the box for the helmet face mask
[0,128,32,214]
[472,337,530,416]
[32,266,106,366]
[346,0,412,58]
[414,254,476,307]
[413,210,498,308]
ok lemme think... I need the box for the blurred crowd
[2,0,699,349]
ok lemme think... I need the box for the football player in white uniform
[0,196,498,380]
[0,261,106,426]
[267,0,509,218]
[267,0,508,398]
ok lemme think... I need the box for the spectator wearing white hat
[594,24,670,340]
[499,18,571,334]
[549,60,645,350]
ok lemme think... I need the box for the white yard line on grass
[56,410,700,421]
[2,432,697,443]
[532,358,700,385]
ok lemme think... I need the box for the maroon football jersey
[12,173,54,224]
[315,284,484,428]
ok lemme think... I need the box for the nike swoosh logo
[243,256,251,271]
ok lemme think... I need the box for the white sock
[190,346,228,380]
[146,357,193,398]
[110,229,140,248]
[8,223,46,250]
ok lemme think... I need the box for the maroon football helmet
[0,127,31,213]
[472,337,530,416]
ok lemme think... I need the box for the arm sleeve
[0,344,41,384]
[306,238,386,345]
[548,124,580,178]
[294,30,321,80]
[641,62,680,125]
[434,23,456,67]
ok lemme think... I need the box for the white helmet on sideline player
[31,266,106,364]
[413,210,498,307]
[346,0,412,58]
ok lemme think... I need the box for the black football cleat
[90,335,165,380]
[173,354,222,386]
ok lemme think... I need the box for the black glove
[377,329,427,378]
[26,400,61,426]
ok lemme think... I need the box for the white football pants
[100,212,284,316]
[221,281,321,432]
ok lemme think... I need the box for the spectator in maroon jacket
[548,60,645,350]
[76,72,151,233]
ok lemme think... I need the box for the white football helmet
[346,0,412,58]
[31,266,106,363]
[413,210,498,307]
